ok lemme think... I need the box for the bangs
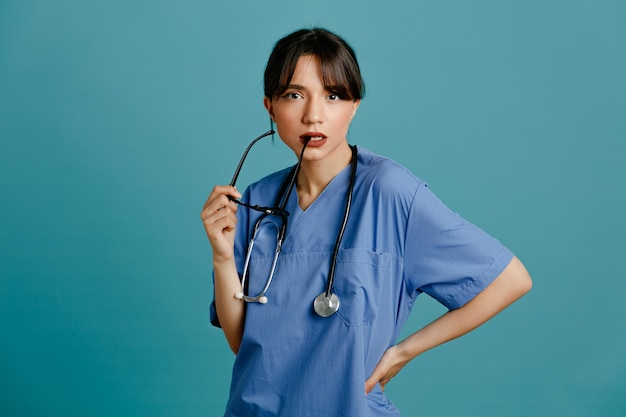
[265,28,364,101]
[319,52,360,100]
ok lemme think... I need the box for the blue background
[1,1,625,416]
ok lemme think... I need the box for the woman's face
[264,55,360,165]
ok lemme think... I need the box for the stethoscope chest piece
[313,292,340,317]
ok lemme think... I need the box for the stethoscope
[233,134,358,317]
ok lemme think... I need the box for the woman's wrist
[213,252,236,268]
[394,339,418,363]
[213,255,240,284]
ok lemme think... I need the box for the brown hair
[264,28,365,101]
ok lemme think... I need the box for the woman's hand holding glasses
[201,185,242,263]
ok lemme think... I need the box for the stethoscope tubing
[238,213,287,303]
[324,145,358,298]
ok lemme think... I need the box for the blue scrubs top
[211,147,513,416]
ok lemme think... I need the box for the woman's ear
[350,99,361,120]
[264,97,275,122]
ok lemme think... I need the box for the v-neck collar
[284,160,354,239]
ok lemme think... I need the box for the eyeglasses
[231,130,309,304]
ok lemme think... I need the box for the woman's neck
[296,143,353,211]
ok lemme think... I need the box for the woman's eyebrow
[286,84,339,92]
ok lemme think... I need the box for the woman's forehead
[286,54,345,90]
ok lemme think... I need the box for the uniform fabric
[211,146,513,416]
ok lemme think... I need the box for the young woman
[201,28,532,417]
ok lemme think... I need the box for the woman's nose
[302,98,323,124]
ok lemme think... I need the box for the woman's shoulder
[244,166,293,198]
[355,146,424,197]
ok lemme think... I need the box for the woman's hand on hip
[365,344,411,395]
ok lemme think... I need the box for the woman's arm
[201,185,245,354]
[365,256,532,394]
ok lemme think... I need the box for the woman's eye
[328,93,339,101]
[283,92,302,100]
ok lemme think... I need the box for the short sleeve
[403,182,513,310]
[210,270,221,328]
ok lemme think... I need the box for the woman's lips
[300,133,327,147]
[301,132,327,143]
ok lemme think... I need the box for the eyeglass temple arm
[229,130,275,187]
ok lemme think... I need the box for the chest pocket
[333,248,390,326]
